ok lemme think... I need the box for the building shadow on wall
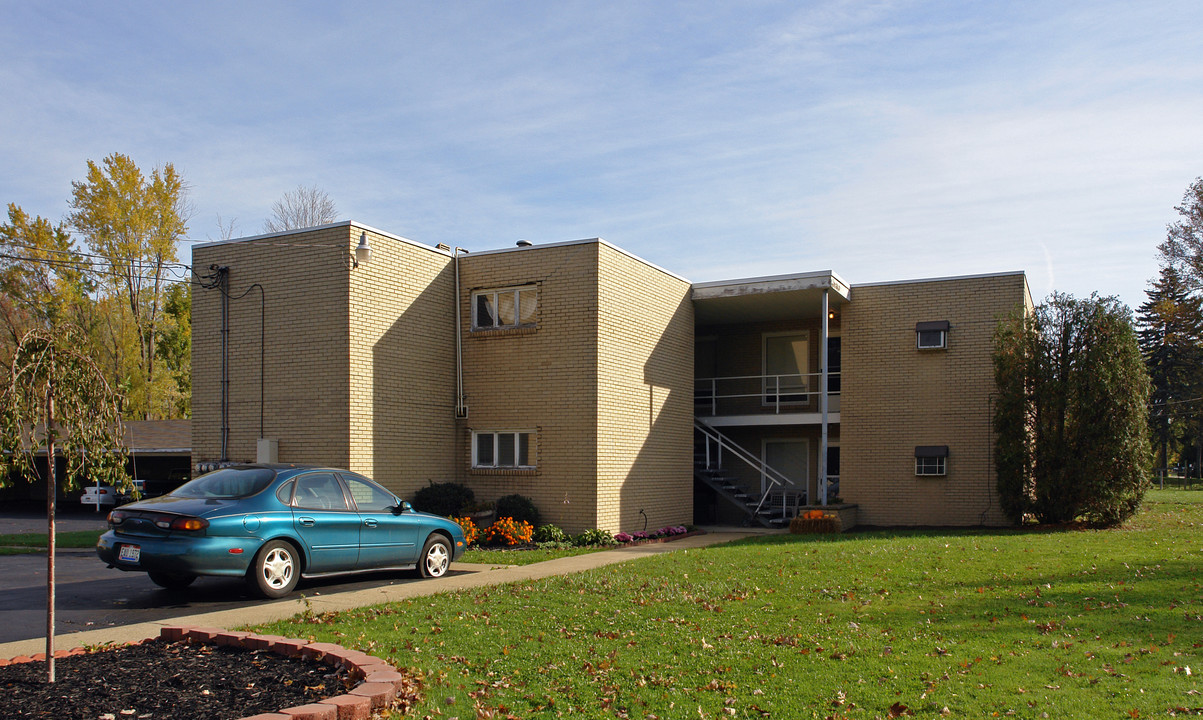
[369,263,458,501]
[615,291,695,534]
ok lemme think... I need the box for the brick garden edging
[1,626,411,720]
[615,528,706,547]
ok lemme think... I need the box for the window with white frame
[763,332,810,404]
[915,445,948,476]
[473,286,536,330]
[473,431,535,469]
[916,321,949,350]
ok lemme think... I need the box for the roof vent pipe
[516,239,533,247]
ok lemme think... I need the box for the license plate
[118,544,140,564]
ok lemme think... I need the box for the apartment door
[762,439,808,496]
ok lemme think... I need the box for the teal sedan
[96,464,466,598]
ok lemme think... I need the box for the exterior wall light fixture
[352,231,372,267]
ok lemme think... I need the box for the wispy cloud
[0,1,1199,308]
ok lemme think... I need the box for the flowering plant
[484,516,534,546]
[613,525,692,543]
[451,516,480,546]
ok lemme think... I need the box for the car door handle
[363,518,378,528]
[299,516,315,527]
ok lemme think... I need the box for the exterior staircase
[694,420,804,528]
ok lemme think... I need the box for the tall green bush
[411,481,474,518]
[993,293,1152,525]
[494,493,540,526]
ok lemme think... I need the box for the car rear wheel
[417,534,451,578]
[247,540,299,598]
[148,571,197,590]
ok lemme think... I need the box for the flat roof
[462,237,690,283]
[192,221,452,257]
[194,222,1027,304]
[851,269,1027,289]
[692,270,851,298]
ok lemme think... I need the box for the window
[916,321,949,349]
[293,472,351,510]
[275,480,295,505]
[915,446,949,476]
[342,474,398,512]
[763,332,809,404]
[826,336,841,394]
[473,286,536,330]
[473,431,535,469]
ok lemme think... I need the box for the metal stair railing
[694,419,797,518]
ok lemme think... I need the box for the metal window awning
[915,445,949,457]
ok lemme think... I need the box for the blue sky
[2,1,1201,309]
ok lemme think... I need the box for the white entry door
[762,439,809,496]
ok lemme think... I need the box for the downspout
[820,288,829,506]
[453,248,468,419]
[218,266,230,461]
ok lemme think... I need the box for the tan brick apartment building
[192,222,1030,532]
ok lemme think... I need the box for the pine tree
[1137,264,1203,472]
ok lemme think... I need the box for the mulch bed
[0,639,352,719]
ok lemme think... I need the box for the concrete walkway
[0,528,766,658]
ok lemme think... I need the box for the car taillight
[108,510,127,525]
[98,488,108,494]
[170,517,208,532]
[150,515,208,531]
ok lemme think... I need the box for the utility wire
[0,251,193,284]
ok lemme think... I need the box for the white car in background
[81,480,145,508]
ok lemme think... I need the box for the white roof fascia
[192,221,452,257]
[692,270,851,301]
[461,237,690,283]
[852,270,1027,289]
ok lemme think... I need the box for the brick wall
[458,242,602,532]
[840,272,1030,526]
[192,226,355,468]
[192,224,458,503]
[596,244,694,532]
[346,231,456,499]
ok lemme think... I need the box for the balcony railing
[695,372,840,416]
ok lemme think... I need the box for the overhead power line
[0,251,194,284]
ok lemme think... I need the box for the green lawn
[460,545,606,566]
[253,491,1203,718]
[0,530,104,554]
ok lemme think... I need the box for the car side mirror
[393,501,414,515]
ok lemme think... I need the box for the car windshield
[170,467,277,499]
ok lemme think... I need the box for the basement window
[473,286,536,330]
[473,431,535,469]
[915,321,950,350]
[915,445,949,476]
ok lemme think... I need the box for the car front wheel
[417,535,451,578]
[248,539,299,598]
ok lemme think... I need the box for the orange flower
[484,516,534,546]
[452,516,480,546]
